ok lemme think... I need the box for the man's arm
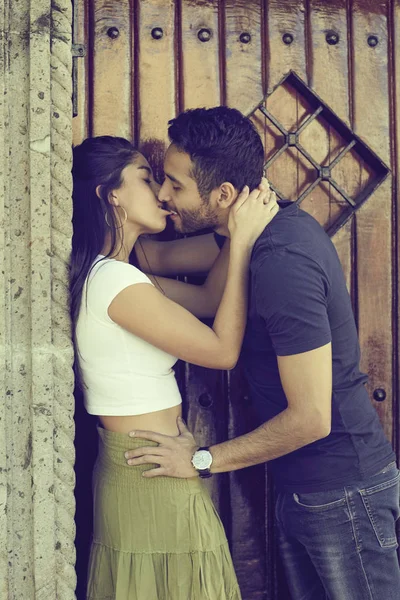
[135,233,222,276]
[144,239,230,318]
[208,342,332,473]
[124,342,332,477]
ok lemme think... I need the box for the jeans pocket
[292,490,346,512]
[359,470,400,548]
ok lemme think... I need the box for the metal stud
[282,33,294,45]
[368,35,379,47]
[326,31,339,45]
[240,32,251,44]
[151,27,163,40]
[373,388,386,402]
[198,393,213,408]
[107,26,120,39]
[198,28,212,42]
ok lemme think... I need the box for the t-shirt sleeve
[254,252,332,356]
[87,260,154,323]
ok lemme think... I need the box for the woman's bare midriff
[99,403,182,436]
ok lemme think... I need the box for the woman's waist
[94,422,200,489]
[85,381,182,419]
[98,403,182,436]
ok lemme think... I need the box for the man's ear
[214,182,238,209]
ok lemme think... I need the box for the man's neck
[214,224,230,238]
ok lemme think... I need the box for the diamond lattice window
[250,71,389,235]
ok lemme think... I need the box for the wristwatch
[191,447,213,478]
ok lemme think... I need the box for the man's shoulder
[252,204,334,269]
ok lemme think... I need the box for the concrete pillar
[0,0,75,598]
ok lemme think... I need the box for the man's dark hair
[168,106,265,200]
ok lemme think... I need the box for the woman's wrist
[229,236,253,258]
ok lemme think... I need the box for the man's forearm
[209,407,328,473]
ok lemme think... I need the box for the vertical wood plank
[224,3,267,597]
[91,0,132,137]
[351,0,393,440]
[264,1,307,209]
[136,0,176,147]
[266,0,307,92]
[263,5,308,597]
[72,0,89,145]
[224,0,264,114]
[178,1,224,510]
[180,0,221,108]
[226,368,268,600]
[304,0,353,291]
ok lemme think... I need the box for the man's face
[158,144,220,233]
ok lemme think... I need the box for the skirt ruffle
[87,540,242,600]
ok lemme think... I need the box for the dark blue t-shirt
[218,202,395,493]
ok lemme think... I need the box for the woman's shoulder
[90,256,152,285]
[84,256,154,321]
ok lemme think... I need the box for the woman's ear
[215,182,238,209]
[96,185,118,207]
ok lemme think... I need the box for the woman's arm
[109,187,278,370]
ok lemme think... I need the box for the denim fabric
[275,463,400,600]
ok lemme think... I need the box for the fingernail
[125,452,129,459]
[129,431,135,437]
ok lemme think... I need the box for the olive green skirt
[86,426,242,600]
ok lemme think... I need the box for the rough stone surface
[0,0,75,597]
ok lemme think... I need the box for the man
[132,107,399,600]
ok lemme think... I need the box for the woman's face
[112,153,170,235]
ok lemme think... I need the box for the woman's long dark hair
[70,136,139,364]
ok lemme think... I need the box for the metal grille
[251,71,390,235]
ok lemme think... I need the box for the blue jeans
[275,462,400,600]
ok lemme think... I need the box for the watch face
[193,450,212,470]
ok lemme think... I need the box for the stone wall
[0,0,75,597]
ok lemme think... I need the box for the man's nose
[153,181,161,195]
[158,180,171,203]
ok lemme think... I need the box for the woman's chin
[145,222,167,235]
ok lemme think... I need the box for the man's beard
[174,202,220,233]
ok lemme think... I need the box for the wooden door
[72,1,400,598]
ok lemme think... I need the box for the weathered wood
[92,0,132,137]
[180,0,221,108]
[177,1,224,509]
[72,2,400,598]
[304,0,353,291]
[223,5,268,596]
[352,0,393,440]
[264,1,307,210]
[227,368,268,600]
[72,0,88,144]
[135,0,176,146]
[224,0,264,113]
[266,0,307,92]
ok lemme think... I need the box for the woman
[71,136,277,600]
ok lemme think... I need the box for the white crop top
[75,256,182,416]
